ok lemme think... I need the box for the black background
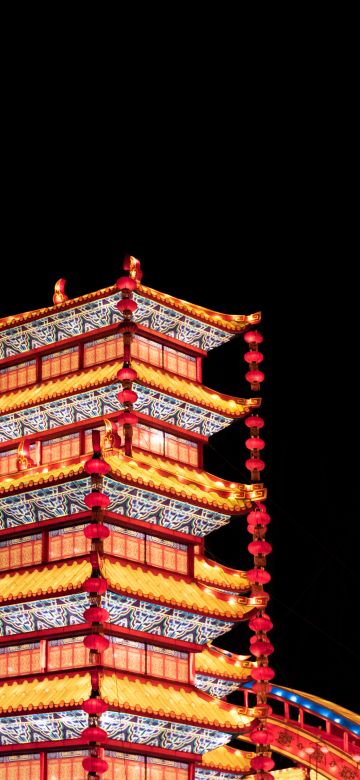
[0,211,358,717]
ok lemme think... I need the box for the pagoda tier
[0,359,260,442]
[0,669,258,749]
[0,451,266,536]
[0,282,260,357]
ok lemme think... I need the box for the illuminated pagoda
[0,258,359,780]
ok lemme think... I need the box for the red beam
[0,322,205,370]
[0,622,203,653]
[0,410,207,455]
[0,510,202,545]
[0,739,198,762]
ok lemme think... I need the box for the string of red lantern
[116,256,142,456]
[244,332,275,778]
[81,434,111,778]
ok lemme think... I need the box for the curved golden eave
[0,555,253,619]
[0,358,260,419]
[100,557,253,619]
[0,670,255,730]
[0,559,91,603]
[195,556,249,592]
[201,744,253,771]
[195,646,253,681]
[0,282,260,335]
[0,449,266,514]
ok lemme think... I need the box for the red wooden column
[40,751,47,780]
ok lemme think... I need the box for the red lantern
[250,640,274,657]
[251,666,275,681]
[118,320,138,334]
[83,698,108,715]
[117,389,138,404]
[83,577,108,595]
[252,680,272,693]
[248,540,272,556]
[117,366,137,382]
[84,523,110,540]
[244,331,263,345]
[244,350,264,364]
[247,510,271,525]
[245,437,265,450]
[246,457,265,472]
[116,276,137,291]
[82,756,109,774]
[118,411,138,426]
[248,568,271,584]
[84,492,111,509]
[84,634,109,652]
[250,727,273,744]
[84,458,110,476]
[83,606,110,623]
[82,726,108,741]
[249,615,273,632]
[116,298,138,313]
[246,369,265,384]
[245,415,265,429]
[251,756,274,771]
[255,774,274,780]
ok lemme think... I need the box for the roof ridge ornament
[52,278,68,305]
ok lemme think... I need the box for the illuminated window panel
[45,752,188,780]
[84,334,124,367]
[103,637,146,675]
[133,335,162,367]
[0,449,18,476]
[0,643,41,678]
[104,526,145,563]
[164,346,196,380]
[0,755,41,780]
[132,423,164,456]
[42,433,81,465]
[0,359,36,392]
[47,753,85,780]
[42,347,79,380]
[165,434,198,466]
[146,535,188,575]
[47,636,87,672]
[48,526,90,561]
[147,645,188,683]
[0,534,42,570]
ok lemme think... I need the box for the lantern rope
[244,330,275,779]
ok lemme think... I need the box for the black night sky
[1,213,358,716]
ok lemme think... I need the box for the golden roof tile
[0,671,254,730]
[195,557,249,592]
[0,450,266,513]
[0,359,259,418]
[0,672,91,713]
[195,646,253,681]
[100,557,253,619]
[201,744,253,771]
[0,559,92,603]
[0,555,254,618]
[100,672,252,729]
[0,283,260,335]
